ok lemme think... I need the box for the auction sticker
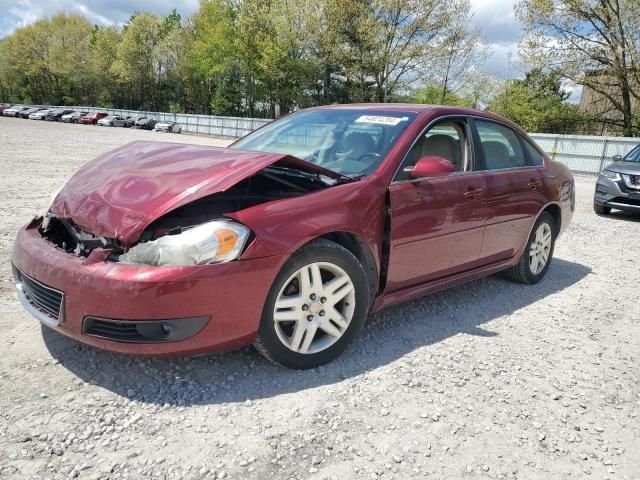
[355,115,408,126]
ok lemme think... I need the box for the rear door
[470,119,547,262]
[386,118,487,291]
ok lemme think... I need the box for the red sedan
[79,112,108,124]
[12,105,574,368]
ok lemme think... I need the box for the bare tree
[517,0,640,135]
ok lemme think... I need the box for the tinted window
[397,121,468,180]
[475,120,526,170]
[522,138,545,166]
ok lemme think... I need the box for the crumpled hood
[50,140,339,245]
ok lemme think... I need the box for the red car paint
[50,141,346,244]
[79,112,108,124]
[12,105,574,355]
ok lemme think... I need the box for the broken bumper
[11,220,285,355]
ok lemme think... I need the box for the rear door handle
[528,180,542,190]
[464,188,484,199]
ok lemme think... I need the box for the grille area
[83,316,210,343]
[84,318,143,341]
[13,266,64,322]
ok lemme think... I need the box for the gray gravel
[0,116,639,480]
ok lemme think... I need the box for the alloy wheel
[273,262,356,354]
[529,222,552,275]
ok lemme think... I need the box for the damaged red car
[12,105,574,369]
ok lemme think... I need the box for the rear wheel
[503,212,556,285]
[254,239,370,369]
[593,202,611,215]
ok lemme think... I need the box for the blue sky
[0,0,581,101]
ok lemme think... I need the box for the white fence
[61,106,271,138]
[57,106,639,174]
[529,133,639,174]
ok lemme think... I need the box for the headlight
[119,220,250,267]
[602,169,621,181]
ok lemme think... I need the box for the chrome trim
[13,266,64,328]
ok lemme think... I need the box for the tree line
[0,0,638,135]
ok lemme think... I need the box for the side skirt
[371,256,516,313]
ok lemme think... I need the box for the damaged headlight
[119,219,250,267]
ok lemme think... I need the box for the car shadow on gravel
[42,258,590,406]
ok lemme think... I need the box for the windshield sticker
[355,115,408,126]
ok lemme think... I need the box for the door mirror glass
[408,156,455,178]
[612,154,622,162]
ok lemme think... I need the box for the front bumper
[594,176,640,212]
[12,220,285,355]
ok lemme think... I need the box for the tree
[517,0,640,136]
[112,13,161,109]
[488,68,582,133]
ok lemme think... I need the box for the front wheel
[254,239,370,369]
[503,212,556,285]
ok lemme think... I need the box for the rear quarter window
[521,137,545,166]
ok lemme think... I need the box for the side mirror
[407,156,455,178]
[612,154,622,162]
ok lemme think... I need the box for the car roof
[304,103,527,135]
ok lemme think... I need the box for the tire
[593,202,610,215]
[503,212,556,285]
[254,239,371,369]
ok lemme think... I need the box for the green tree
[488,69,582,133]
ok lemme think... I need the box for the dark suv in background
[46,109,74,121]
[594,144,640,215]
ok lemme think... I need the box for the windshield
[623,145,640,162]
[231,109,417,177]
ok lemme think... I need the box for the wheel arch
[541,202,562,233]
[314,231,379,304]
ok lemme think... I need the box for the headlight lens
[119,220,250,267]
[602,169,621,181]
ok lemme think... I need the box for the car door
[386,118,487,291]
[470,119,547,262]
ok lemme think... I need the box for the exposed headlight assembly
[602,169,621,181]
[119,220,250,267]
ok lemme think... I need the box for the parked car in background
[17,107,44,119]
[46,109,74,121]
[594,144,640,215]
[0,104,12,115]
[97,115,128,127]
[61,111,87,123]
[154,120,182,133]
[124,116,137,127]
[29,109,51,120]
[133,117,157,130]
[3,105,29,117]
[12,105,575,369]
[79,112,108,125]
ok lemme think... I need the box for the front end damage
[12,141,350,354]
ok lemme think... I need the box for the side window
[475,120,526,170]
[625,145,640,161]
[397,121,468,180]
[522,138,545,166]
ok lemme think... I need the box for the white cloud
[0,0,199,37]
[469,0,526,79]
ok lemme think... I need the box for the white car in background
[154,121,182,133]
[97,115,128,127]
[29,109,50,120]
[3,105,28,117]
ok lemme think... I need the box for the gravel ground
[0,116,638,480]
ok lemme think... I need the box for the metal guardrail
[52,106,639,174]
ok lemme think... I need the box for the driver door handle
[464,188,484,199]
